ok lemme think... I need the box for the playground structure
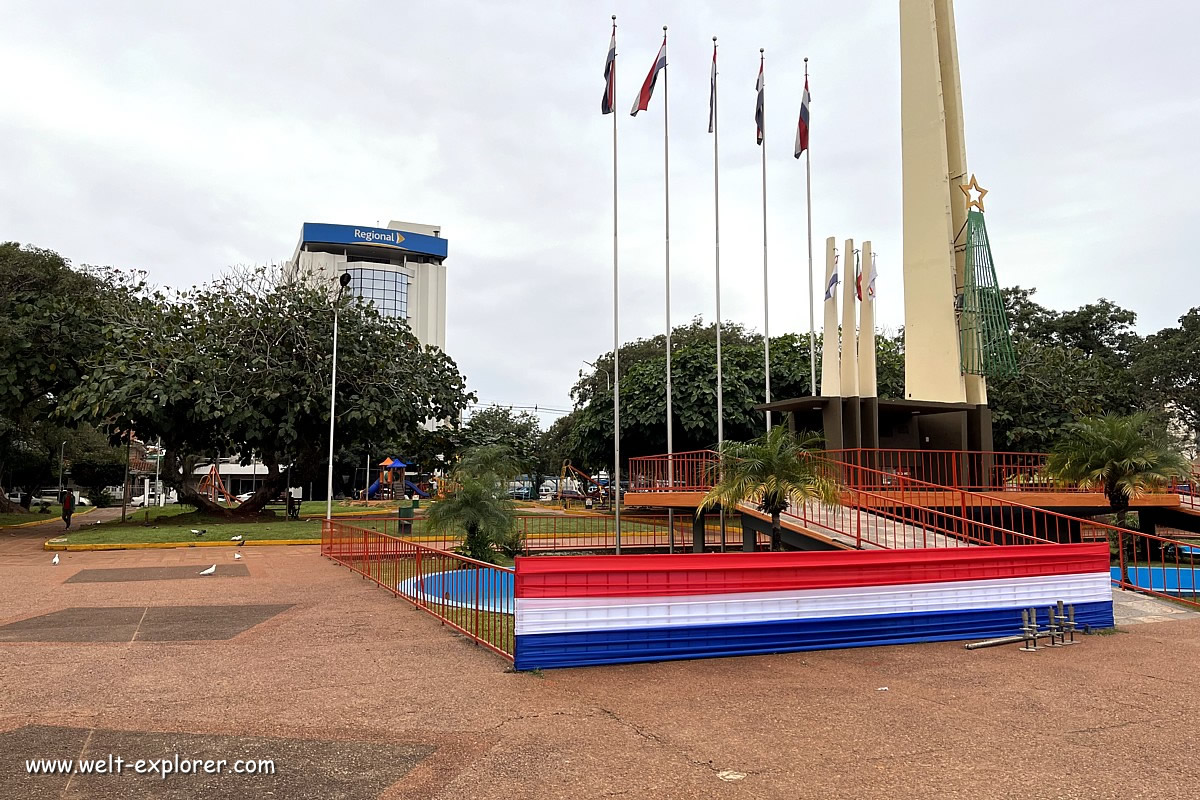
[366,457,430,501]
[557,460,608,506]
[196,463,239,506]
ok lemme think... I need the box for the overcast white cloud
[2,1,1197,428]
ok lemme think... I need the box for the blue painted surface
[405,479,429,498]
[398,569,514,611]
[513,601,1116,670]
[1110,566,1200,593]
[301,222,448,258]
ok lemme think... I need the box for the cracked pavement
[3,539,1200,799]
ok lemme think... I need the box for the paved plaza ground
[2,522,1199,799]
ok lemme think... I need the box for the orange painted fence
[348,513,764,554]
[322,520,516,659]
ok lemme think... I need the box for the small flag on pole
[631,35,667,116]
[754,53,765,145]
[794,76,811,158]
[601,22,617,115]
[707,41,717,133]
[855,254,863,301]
[824,269,839,301]
[867,256,879,300]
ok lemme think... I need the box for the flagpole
[662,26,674,553]
[712,36,726,550]
[804,57,816,396]
[760,48,771,432]
[610,15,622,553]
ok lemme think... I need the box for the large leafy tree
[698,427,840,551]
[461,407,545,491]
[0,243,137,512]
[564,319,902,471]
[1134,308,1200,451]
[990,288,1142,452]
[62,266,473,516]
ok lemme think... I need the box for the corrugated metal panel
[515,544,1110,599]
[514,601,1115,670]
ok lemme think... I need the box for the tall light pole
[56,440,66,503]
[326,271,352,521]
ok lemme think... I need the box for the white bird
[52,554,59,565]
[230,535,243,542]
[233,552,242,560]
[198,564,216,576]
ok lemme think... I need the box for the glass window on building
[346,267,408,320]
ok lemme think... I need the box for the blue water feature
[1111,566,1200,595]
[398,569,515,611]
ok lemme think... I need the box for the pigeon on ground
[198,564,216,575]
[233,552,242,560]
[230,535,242,541]
[52,554,59,565]
[237,540,246,547]
[190,529,206,537]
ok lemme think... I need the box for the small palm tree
[426,445,520,563]
[698,427,840,551]
[1046,413,1189,528]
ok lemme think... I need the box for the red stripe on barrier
[514,543,1109,599]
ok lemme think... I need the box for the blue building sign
[301,222,448,259]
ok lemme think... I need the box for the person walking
[61,490,75,530]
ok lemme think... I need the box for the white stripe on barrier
[514,572,1111,636]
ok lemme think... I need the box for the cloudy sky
[3,2,1197,428]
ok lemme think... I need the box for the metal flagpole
[611,16,622,553]
[760,48,771,431]
[804,57,817,396]
[662,26,674,553]
[711,36,726,549]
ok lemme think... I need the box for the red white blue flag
[754,54,765,145]
[601,23,617,115]
[824,268,839,301]
[630,35,667,116]
[794,76,810,158]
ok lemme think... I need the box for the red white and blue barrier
[513,544,1114,670]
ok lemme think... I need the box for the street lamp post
[56,440,66,503]
[326,271,353,521]
[582,360,611,392]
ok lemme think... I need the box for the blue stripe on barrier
[513,601,1114,670]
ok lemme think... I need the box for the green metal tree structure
[959,209,1017,377]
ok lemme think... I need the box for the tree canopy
[60,265,473,514]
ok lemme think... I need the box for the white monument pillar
[840,239,859,398]
[819,236,840,398]
[858,241,877,399]
[900,0,969,404]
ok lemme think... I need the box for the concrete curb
[44,538,319,552]
[1,506,97,530]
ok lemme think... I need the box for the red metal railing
[1170,471,1199,510]
[332,513,760,554]
[627,449,720,492]
[627,448,1196,501]
[322,520,515,658]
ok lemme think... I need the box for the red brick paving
[1,538,1198,799]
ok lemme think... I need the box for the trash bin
[398,505,414,520]
[412,499,421,510]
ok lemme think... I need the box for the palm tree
[698,427,840,551]
[426,444,520,563]
[1047,413,1189,582]
[1046,413,1189,529]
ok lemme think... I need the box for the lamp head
[339,272,352,288]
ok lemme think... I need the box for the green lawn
[0,505,95,528]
